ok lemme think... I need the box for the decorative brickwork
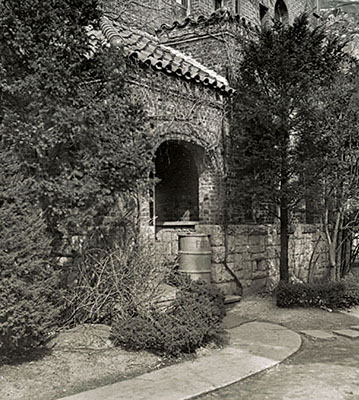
[126,65,226,226]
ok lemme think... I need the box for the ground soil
[0,322,217,400]
[1,295,359,400]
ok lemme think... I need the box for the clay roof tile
[100,16,234,95]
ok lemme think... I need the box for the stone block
[158,230,172,243]
[251,252,267,261]
[209,232,225,247]
[226,253,235,263]
[248,225,268,235]
[227,235,237,253]
[266,246,280,259]
[233,254,250,269]
[248,235,264,246]
[300,330,336,340]
[227,225,249,235]
[244,277,267,295]
[196,224,222,236]
[252,270,268,280]
[255,258,268,272]
[236,243,250,252]
[211,263,233,283]
[212,246,226,263]
[333,329,359,339]
[171,239,179,255]
[216,281,242,296]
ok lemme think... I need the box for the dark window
[235,0,240,14]
[176,0,188,9]
[274,0,289,24]
[214,0,223,10]
[259,3,268,26]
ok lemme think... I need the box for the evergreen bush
[276,277,359,309]
[0,153,62,355]
[111,278,226,356]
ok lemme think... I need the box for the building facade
[98,0,330,295]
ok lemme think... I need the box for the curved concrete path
[59,322,301,400]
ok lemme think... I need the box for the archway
[274,0,289,24]
[153,141,201,223]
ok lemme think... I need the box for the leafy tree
[0,0,154,353]
[229,15,346,281]
[0,0,154,253]
[304,65,359,280]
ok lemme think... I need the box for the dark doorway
[154,141,199,223]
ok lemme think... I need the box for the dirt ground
[1,295,359,400]
[0,321,218,400]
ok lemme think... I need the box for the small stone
[333,329,359,339]
[300,330,337,340]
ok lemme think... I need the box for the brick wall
[158,19,249,76]
[105,0,315,33]
[105,0,187,32]
[191,0,216,15]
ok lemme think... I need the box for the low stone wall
[155,223,330,295]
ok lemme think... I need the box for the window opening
[259,3,269,26]
[274,0,289,24]
[176,0,189,10]
[214,0,223,10]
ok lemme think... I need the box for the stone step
[333,329,359,339]
[300,330,337,340]
[351,325,359,331]
[224,295,242,305]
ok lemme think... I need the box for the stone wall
[155,223,330,295]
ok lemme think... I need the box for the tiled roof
[98,15,234,95]
[156,7,255,34]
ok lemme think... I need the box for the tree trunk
[328,242,337,281]
[280,196,289,282]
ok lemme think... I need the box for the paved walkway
[60,322,301,400]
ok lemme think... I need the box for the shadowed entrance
[154,141,200,223]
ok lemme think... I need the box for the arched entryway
[274,0,289,24]
[153,140,203,223]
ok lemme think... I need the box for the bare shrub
[62,238,171,326]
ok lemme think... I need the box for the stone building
[96,0,329,295]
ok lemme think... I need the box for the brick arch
[152,137,224,225]
[153,134,223,173]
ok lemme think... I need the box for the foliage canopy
[229,15,348,280]
[0,0,154,249]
